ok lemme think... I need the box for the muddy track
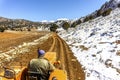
[49,33,85,80]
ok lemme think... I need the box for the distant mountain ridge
[0,17,10,22]
[100,0,120,11]
[0,16,47,32]
[0,0,120,32]
[70,0,120,28]
[91,0,120,18]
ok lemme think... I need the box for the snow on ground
[58,8,120,80]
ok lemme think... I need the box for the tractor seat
[27,71,42,80]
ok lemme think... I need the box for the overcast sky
[0,0,108,22]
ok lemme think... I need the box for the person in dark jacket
[28,49,55,80]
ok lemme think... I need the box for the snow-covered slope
[58,8,120,80]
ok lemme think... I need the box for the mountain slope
[58,8,120,80]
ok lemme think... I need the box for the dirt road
[49,33,85,80]
[0,31,85,80]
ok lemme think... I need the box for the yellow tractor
[0,52,67,80]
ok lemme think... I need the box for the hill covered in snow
[58,8,120,80]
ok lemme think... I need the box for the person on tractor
[27,49,55,80]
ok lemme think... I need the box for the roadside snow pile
[58,8,120,80]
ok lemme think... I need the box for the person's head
[37,49,45,58]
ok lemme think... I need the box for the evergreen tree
[0,27,5,32]
[50,23,58,32]
[62,22,70,30]
[118,3,120,8]
[102,8,112,17]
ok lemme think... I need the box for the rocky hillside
[58,7,120,80]
[70,0,120,28]
[101,0,120,11]
[0,17,49,31]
